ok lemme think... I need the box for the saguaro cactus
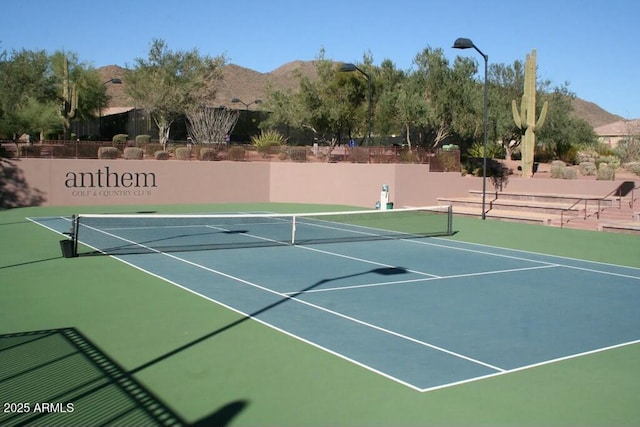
[512,49,548,178]
[60,55,78,138]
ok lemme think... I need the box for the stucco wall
[4,158,629,209]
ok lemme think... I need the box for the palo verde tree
[124,39,226,149]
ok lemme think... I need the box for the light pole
[231,98,262,110]
[100,78,122,140]
[340,63,372,145]
[453,37,489,220]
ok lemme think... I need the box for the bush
[136,134,151,144]
[251,130,287,157]
[597,163,616,180]
[289,146,307,162]
[623,162,640,176]
[154,150,170,160]
[578,161,597,176]
[123,147,144,160]
[575,149,598,164]
[596,155,620,170]
[467,141,505,159]
[563,167,577,179]
[550,160,566,179]
[174,147,191,160]
[200,147,218,161]
[97,147,119,159]
[112,134,128,143]
[616,139,640,163]
[228,146,246,161]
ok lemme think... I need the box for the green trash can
[386,202,394,210]
[60,239,75,258]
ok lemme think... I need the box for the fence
[0,140,460,170]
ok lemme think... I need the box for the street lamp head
[340,63,358,72]
[103,77,122,85]
[452,38,474,50]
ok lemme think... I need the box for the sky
[3,0,639,119]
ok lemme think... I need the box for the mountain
[98,62,622,128]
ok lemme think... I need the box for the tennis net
[68,206,453,256]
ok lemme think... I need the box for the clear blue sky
[3,0,639,119]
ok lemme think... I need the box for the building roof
[594,119,640,136]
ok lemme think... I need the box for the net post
[72,214,79,256]
[291,215,297,245]
[447,205,453,235]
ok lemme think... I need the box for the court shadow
[129,266,409,374]
[0,328,249,427]
[0,255,67,270]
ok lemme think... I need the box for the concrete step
[438,196,581,216]
[468,190,617,207]
[450,206,558,225]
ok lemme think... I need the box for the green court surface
[1,202,640,426]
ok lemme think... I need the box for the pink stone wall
[6,158,630,209]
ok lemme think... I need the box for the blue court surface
[32,214,640,392]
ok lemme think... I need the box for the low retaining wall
[2,158,629,209]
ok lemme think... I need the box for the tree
[537,85,597,162]
[415,47,477,147]
[263,49,365,160]
[124,39,226,149]
[0,49,106,141]
[0,48,54,139]
[488,61,526,159]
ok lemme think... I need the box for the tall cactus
[512,49,548,178]
[60,55,78,138]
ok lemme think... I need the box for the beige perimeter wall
[7,159,628,209]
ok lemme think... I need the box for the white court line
[430,236,640,272]
[288,264,560,295]
[418,338,640,393]
[29,215,640,393]
[63,220,506,375]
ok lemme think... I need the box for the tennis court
[3,203,640,426]
[29,207,640,392]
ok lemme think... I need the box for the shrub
[616,139,640,163]
[228,146,246,161]
[596,155,620,170]
[596,163,616,180]
[468,141,505,159]
[136,134,151,144]
[578,161,597,176]
[251,130,286,157]
[144,143,163,157]
[289,146,307,162]
[623,162,640,176]
[563,167,577,179]
[97,147,119,159]
[550,160,566,179]
[174,147,191,160]
[200,147,218,161]
[123,147,144,160]
[575,149,598,164]
[154,150,170,160]
[112,134,128,143]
